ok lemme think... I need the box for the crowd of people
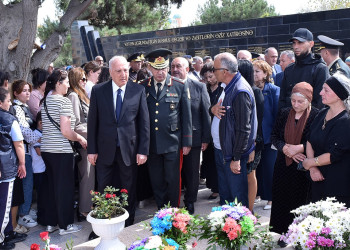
[1,27,350,249]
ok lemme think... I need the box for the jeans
[19,154,33,216]
[214,148,249,207]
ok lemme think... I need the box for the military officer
[127,52,145,81]
[317,35,350,78]
[139,48,192,209]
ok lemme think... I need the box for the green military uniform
[317,35,350,78]
[329,58,350,78]
[140,73,192,208]
[127,52,145,82]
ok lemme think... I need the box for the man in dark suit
[265,47,282,84]
[139,49,192,209]
[87,56,150,226]
[317,35,350,78]
[275,50,295,87]
[171,57,211,214]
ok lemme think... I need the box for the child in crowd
[30,111,47,226]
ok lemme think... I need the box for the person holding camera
[67,68,93,222]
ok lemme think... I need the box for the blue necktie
[115,88,122,121]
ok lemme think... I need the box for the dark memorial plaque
[71,8,350,65]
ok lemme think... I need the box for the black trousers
[202,142,218,193]
[34,172,48,226]
[96,147,137,226]
[0,181,13,243]
[148,150,180,208]
[42,152,74,230]
[182,146,201,203]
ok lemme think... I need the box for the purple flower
[321,227,331,235]
[308,231,318,241]
[317,236,327,247]
[325,238,334,247]
[305,239,316,249]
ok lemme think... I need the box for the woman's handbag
[43,100,82,163]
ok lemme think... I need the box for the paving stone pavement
[13,185,294,249]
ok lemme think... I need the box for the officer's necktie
[115,88,122,121]
[157,82,162,99]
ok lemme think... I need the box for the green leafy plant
[90,186,128,219]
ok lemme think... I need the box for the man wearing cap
[279,28,329,109]
[139,49,192,209]
[171,57,211,214]
[317,35,350,78]
[127,52,145,82]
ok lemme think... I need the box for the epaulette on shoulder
[171,76,185,84]
[138,77,152,86]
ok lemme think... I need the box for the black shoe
[77,212,86,222]
[277,240,287,248]
[5,231,27,244]
[0,241,15,250]
[88,231,98,241]
[185,203,194,215]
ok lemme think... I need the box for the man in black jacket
[171,57,211,214]
[279,28,329,109]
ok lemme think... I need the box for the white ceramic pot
[87,209,129,250]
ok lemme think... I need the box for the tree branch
[30,0,94,70]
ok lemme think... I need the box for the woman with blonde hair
[67,67,93,221]
[252,60,280,210]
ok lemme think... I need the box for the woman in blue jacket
[253,60,280,210]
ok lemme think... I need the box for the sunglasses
[81,78,87,82]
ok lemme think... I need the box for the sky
[38,0,306,26]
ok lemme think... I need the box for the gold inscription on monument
[123,29,255,47]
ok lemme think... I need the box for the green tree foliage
[300,0,350,12]
[195,0,277,25]
[88,0,171,35]
[37,18,72,68]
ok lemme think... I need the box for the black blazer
[187,78,211,147]
[87,80,150,166]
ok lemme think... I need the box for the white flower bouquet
[281,197,350,249]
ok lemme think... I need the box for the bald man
[171,57,211,214]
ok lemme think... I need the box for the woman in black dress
[302,73,350,207]
[269,82,318,247]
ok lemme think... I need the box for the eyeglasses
[213,68,228,72]
[81,78,87,82]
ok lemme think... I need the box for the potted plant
[281,197,350,249]
[87,186,129,250]
[198,202,258,250]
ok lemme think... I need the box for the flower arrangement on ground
[89,186,128,219]
[147,206,199,249]
[281,197,350,249]
[198,202,258,249]
[30,231,73,250]
[128,235,180,250]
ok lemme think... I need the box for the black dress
[269,107,318,235]
[308,108,350,207]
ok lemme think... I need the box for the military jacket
[129,68,138,82]
[329,58,350,78]
[140,74,192,154]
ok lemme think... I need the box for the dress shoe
[5,231,27,244]
[185,203,194,215]
[277,240,287,248]
[88,231,98,241]
[77,211,87,222]
[0,241,15,250]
